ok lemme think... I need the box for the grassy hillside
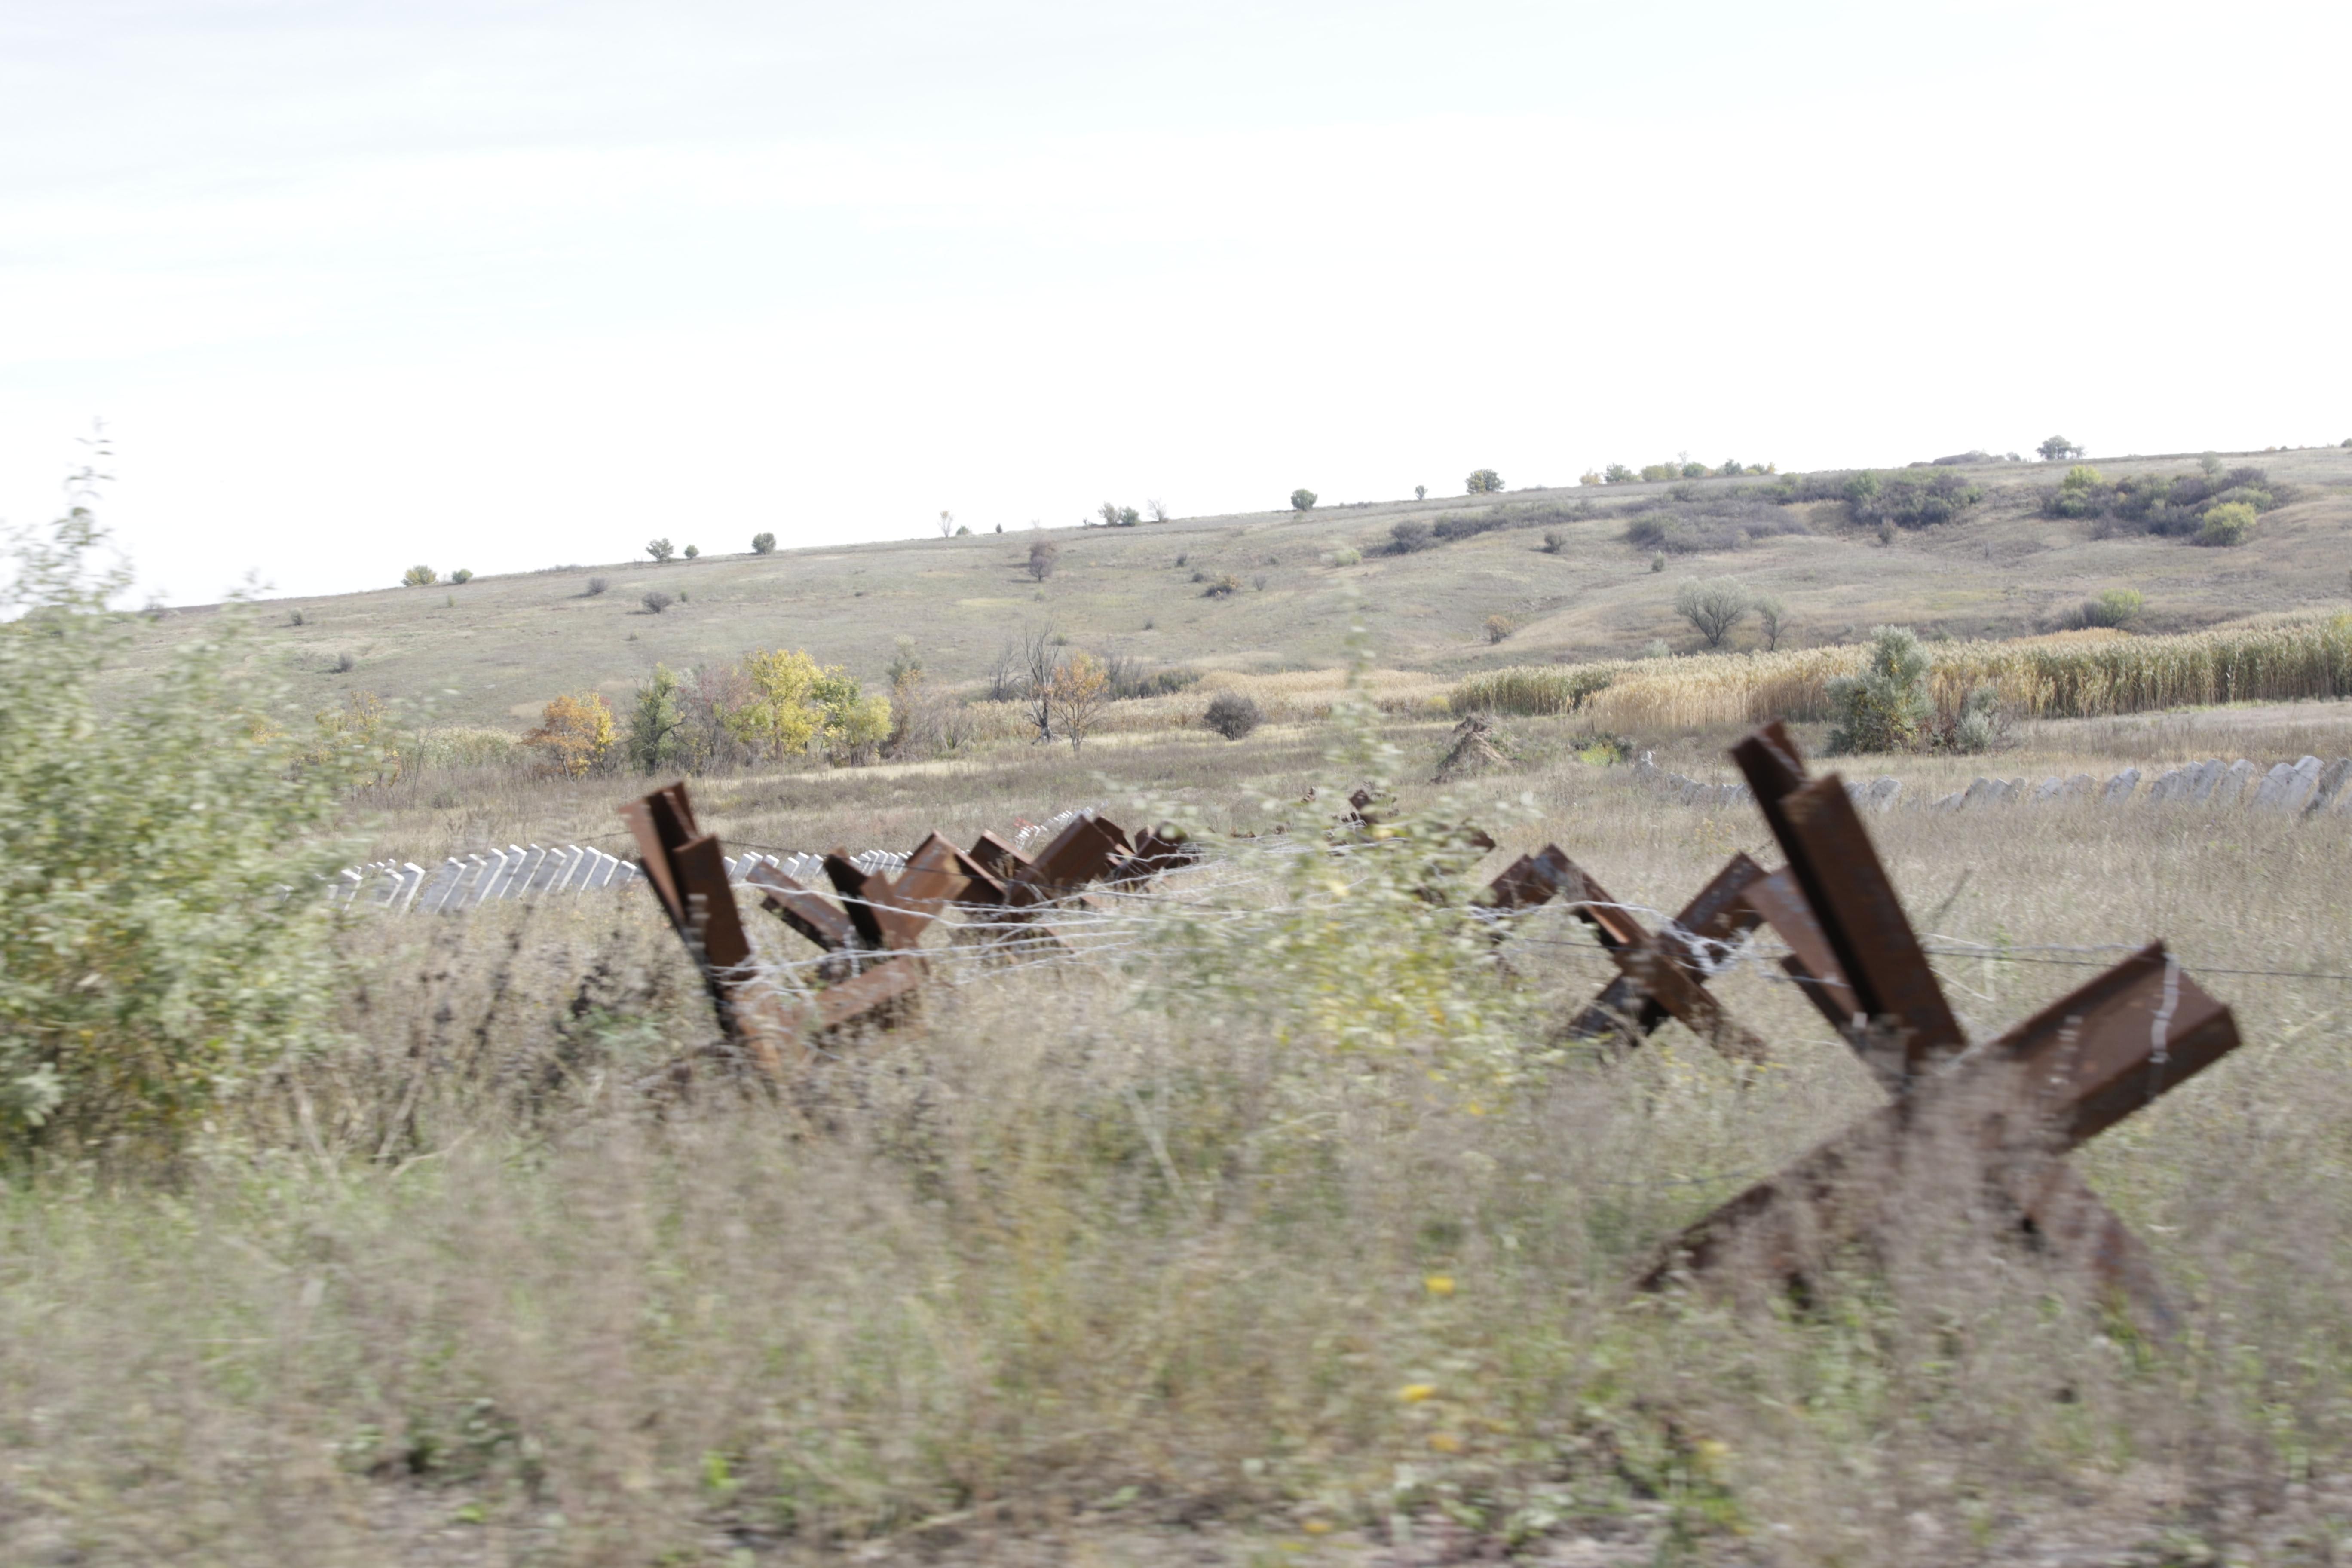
[124,444,2352,729]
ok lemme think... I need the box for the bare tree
[938,509,955,537]
[1672,577,1755,648]
[1148,498,1169,522]
[1022,625,1064,741]
[1754,593,1789,651]
[1027,540,1060,581]
[983,639,1023,703]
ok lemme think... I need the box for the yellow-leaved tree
[723,649,891,766]
[524,691,617,776]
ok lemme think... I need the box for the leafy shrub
[1825,625,1933,753]
[1290,488,1318,512]
[641,591,674,614]
[585,576,609,596]
[1099,502,1142,527]
[1848,470,1984,530]
[1640,638,1671,659]
[2197,501,2257,547]
[683,545,700,560]
[1430,513,1508,543]
[449,568,473,584]
[1203,690,1262,739]
[401,564,437,587]
[522,692,617,776]
[1673,577,1754,647]
[1639,463,1679,483]
[1604,463,1636,484]
[954,524,971,536]
[1389,520,1432,553]
[1944,683,2002,754]
[1027,541,1059,581]
[1465,469,1503,493]
[329,650,357,673]
[646,538,674,562]
[0,509,350,1153]
[2082,588,2144,629]
[1681,461,1707,478]
[751,532,776,554]
[1541,530,1565,554]
[1484,613,1519,643]
[2039,435,2083,461]
[1202,573,1240,597]
[1650,551,1665,573]
[1623,494,1810,554]
[1324,545,1361,567]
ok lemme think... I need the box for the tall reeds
[1453,614,2352,730]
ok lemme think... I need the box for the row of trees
[1584,459,1775,485]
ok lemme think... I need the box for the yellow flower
[1422,1274,1455,1297]
[1397,1383,1436,1403]
[1302,1519,1333,1536]
[1427,1433,1463,1454]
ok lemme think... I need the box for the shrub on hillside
[641,591,674,614]
[1603,464,1637,484]
[1848,470,1984,530]
[1290,488,1318,512]
[683,544,700,560]
[1389,520,1432,553]
[1202,573,1240,597]
[1465,469,1503,494]
[1027,541,1059,581]
[1324,545,1362,567]
[1943,683,2003,755]
[1203,690,1262,739]
[522,692,617,776]
[751,532,777,554]
[1484,613,1519,643]
[646,538,674,563]
[2040,435,2084,462]
[1623,494,1809,554]
[401,564,437,586]
[2197,501,2257,547]
[449,568,473,583]
[1541,530,1565,554]
[585,576,609,596]
[2082,588,2144,629]
[1826,625,1933,753]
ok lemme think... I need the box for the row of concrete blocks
[327,843,914,915]
[1631,753,1904,814]
[1929,756,2352,815]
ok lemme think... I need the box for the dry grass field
[15,448,2352,1566]
[115,445,2352,732]
[11,691,2352,1565]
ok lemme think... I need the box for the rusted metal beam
[1577,852,1768,1039]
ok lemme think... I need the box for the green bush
[0,510,351,1154]
[751,531,776,554]
[2039,435,2082,462]
[1604,464,1636,484]
[2197,501,2256,547]
[1464,469,1503,494]
[1290,489,1318,512]
[1389,520,1432,553]
[448,568,473,584]
[2083,588,2144,628]
[1825,625,1933,754]
[401,564,437,587]
[646,538,674,563]
[683,545,699,560]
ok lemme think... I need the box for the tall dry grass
[1456,613,2352,731]
[10,731,2352,1563]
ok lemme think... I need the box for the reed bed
[1455,613,2352,730]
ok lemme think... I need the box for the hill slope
[122,446,2352,729]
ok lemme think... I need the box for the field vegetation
[16,447,2352,1563]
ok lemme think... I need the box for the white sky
[3,0,2346,603]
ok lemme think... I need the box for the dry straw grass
[1457,612,2352,731]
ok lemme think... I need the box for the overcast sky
[2,0,2345,602]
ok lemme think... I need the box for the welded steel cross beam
[1642,722,2242,1333]
[1475,846,1770,1062]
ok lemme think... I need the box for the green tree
[2196,501,2257,547]
[751,531,777,554]
[627,664,686,771]
[1465,469,1503,494]
[0,506,351,1152]
[1825,625,1933,753]
[1604,463,1636,484]
[1753,593,1789,650]
[646,537,675,563]
[1290,488,1318,512]
[2038,434,2082,462]
[401,564,437,586]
